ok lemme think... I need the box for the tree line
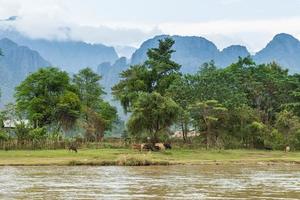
[0,67,117,144]
[113,38,300,150]
[1,38,300,150]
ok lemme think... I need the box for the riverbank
[0,149,300,166]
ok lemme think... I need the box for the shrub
[15,122,31,141]
[0,131,9,141]
[29,127,47,141]
[290,130,300,150]
[264,129,285,150]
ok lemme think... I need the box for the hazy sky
[0,0,300,52]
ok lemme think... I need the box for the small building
[2,119,30,129]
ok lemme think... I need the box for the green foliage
[290,130,300,150]
[3,39,300,150]
[0,48,2,100]
[15,67,80,128]
[73,67,105,109]
[275,110,300,147]
[264,128,285,150]
[112,65,150,112]
[15,122,31,141]
[97,101,117,130]
[113,38,181,113]
[113,38,181,143]
[166,75,194,141]
[190,100,228,148]
[191,61,248,108]
[0,130,9,141]
[73,67,117,141]
[56,91,81,130]
[127,92,180,142]
[28,127,47,141]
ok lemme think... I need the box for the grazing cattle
[155,143,165,151]
[132,143,153,151]
[285,145,290,152]
[68,144,78,153]
[132,143,171,151]
[142,143,155,151]
[164,143,172,150]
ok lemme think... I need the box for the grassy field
[0,148,300,166]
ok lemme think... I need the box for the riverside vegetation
[1,38,300,165]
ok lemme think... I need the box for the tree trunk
[206,122,211,149]
[181,123,188,142]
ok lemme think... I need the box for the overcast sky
[0,0,300,52]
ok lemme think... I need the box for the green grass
[0,148,299,166]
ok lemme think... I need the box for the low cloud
[0,0,300,52]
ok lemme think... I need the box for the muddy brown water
[0,164,300,199]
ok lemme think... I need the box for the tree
[190,100,228,149]
[113,38,181,112]
[283,73,300,117]
[167,75,194,142]
[55,91,81,131]
[144,38,181,95]
[245,62,293,124]
[82,101,118,142]
[191,60,248,109]
[15,67,80,129]
[73,67,105,109]
[127,92,180,143]
[226,105,260,148]
[112,65,150,113]
[275,110,300,147]
[73,67,117,141]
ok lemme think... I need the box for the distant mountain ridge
[98,33,300,91]
[254,33,300,73]
[132,35,218,73]
[1,30,300,109]
[0,29,118,72]
[0,38,50,104]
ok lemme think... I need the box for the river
[0,164,300,199]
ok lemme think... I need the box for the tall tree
[55,91,81,131]
[127,92,180,143]
[113,38,181,112]
[73,67,117,141]
[190,100,228,149]
[275,110,300,147]
[167,75,194,142]
[15,67,80,129]
[73,67,105,109]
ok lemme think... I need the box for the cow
[155,143,166,151]
[285,145,290,152]
[132,143,172,151]
[68,144,78,153]
[132,143,153,151]
[163,143,172,150]
[142,143,156,151]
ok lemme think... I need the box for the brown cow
[68,144,78,153]
[155,143,165,151]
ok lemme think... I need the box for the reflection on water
[0,164,300,199]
